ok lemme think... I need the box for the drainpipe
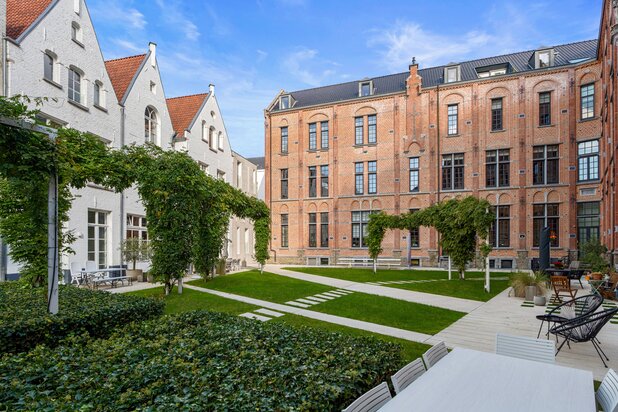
[119,106,125,268]
[436,84,442,266]
[0,35,8,281]
[266,111,277,264]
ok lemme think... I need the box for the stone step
[285,301,311,308]
[239,312,272,322]
[255,308,285,318]
[295,298,318,305]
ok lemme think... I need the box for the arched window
[209,126,215,150]
[43,51,56,82]
[145,106,159,144]
[68,66,83,104]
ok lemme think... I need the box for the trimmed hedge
[0,311,403,411]
[0,283,164,354]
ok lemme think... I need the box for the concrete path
[264,265,482,313]
[184,284,432,344]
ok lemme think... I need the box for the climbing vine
[367,197,493,279]
[0,96,270,291]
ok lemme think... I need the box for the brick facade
[265,42,604,269]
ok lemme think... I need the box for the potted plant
[509,272,547,302]
[582,239,610,278]
[120,238,151,282]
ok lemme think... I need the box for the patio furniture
[550,308,618,368]
[550,275,578,303]
[536,294,603,339]
[342,382,392,412]
[596,369,618,412]
[69,262,85,285]
[390,358,426,395]
[495,333,555,364]
[566,261,586,288]
[87,267,131,289]
[422,341,448,369]
[599,273,618,299]
[377,348,595,412]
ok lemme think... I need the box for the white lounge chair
[422,341,448,369]
[495,333,555,364]
[597,369,618,412]
[69,262,85,285]
[342,382,392,412]
[391,358,426,394]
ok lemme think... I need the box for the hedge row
[0,283,164,354]
[0,310,403,411]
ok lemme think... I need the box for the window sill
[490,129,506,133]
[93,103,107,113]
[485,185,512,189]
[279,152,289,156]
[209,148,218,154]
[72,38,85,48]
[68,99,89,112]
[537,124,555,128]
[531,182,560,187]
[218,148,224,152]
[353,143,378,148]
[576,179,600,185]
[43,77,62,90]
[440,188,468,193]
[578,117,598,123]
[446,134,460,138]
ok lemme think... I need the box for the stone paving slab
[255,308,285,318]
[239,313,271,322]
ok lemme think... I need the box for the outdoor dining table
[78,268,126,287]
[378,347,595,412]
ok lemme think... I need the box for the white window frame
[145,106,159,145]
[280,95,291,110]
[359,81,373,97]
[88,210,110,269]
[535,49,554,69]
[444,65,460,83]
[71,21,83,44]
[68,67,83,104]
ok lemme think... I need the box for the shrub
[0,311,403,411]
[581,239,609,273]
[0,283,164,354]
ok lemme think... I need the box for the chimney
[149,42,157,67]
[408,57,421,96]
[209,83,215,96]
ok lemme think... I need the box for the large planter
[126,269,142,282]
[534,295,547,306]
[525,286,537,301]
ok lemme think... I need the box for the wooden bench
[337,257,401,269]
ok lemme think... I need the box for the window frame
[367,161,377,194]
[359,81,372,97]
[539,92,552,126]
[367,115,377,144]
[355,117,364,145]
[533,203,560,247]
[442,153,464,190]
[280,214,289,248]
[491,97,503,131]
[320,121,329,149]
[280,169,288,199]
[354,162,364,195]
[409,157,419,192]
[351,211,373,248]
[444,66,460,83]
[308,123,317,150]
[485,149,510,188]
[489,205,510,248]
[308,213,317,248]
[68,67,82,104]
[320,165,329,197]
[308,166,317,198]
[532,144,559,185]
[144,106,159,144]
[580,83,595,120]
[447,104,458,136]
[320,212,329,248]
[280,126,288,153]
[577,140,599,182]
[280,95,290,110]
[43,52,55,82]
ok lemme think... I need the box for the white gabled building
[1,0,259,277]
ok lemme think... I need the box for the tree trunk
[164,282,171,296]
[373,259,377,274]
[260,263,264,274]
[178,277,183,294]
[459,269,465,280]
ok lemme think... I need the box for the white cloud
[282,48,338,87]
[368,22,493,71]
[256,49,268,62]
[154,0,200,41]
[90,1,146,30]
[112,39,144,54]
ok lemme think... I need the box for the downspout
[119,106,125,268]
[0,36,9,281]
[267,111,277,263]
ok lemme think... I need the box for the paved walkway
[184,284,432,343]
[264,265,482,313]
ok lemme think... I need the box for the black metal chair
[536,294,603,339]
[549,308,618,368]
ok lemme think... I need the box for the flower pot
[126,269,142,282]
[534,295,547,306]
[525,286,537,302]
[591,272,603,281]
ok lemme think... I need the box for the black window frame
[320,121,329,149]
[308,123,317,150]
[533,203,559,247]
[355,117,364,145]
[280,168,288,199]
[409,157,419,192]
[308,166,317,198]
[539,92,551,126]
[320,165,329,197]
[578,140,599,182]
[308,212,317,248]
[491,98,503,131]
[489,205,510,248]
[320,212,329,247]
[447,104,458,136]
[442,153,464,190]
[367,161,377,194]
[281,126,288,154]
[409,209,420,248]
[351,210,373,248]
[577,202,600,247]
[533,145,559,185]
[355,162,364,195]
[486,149,510,188]
[281,214,288,248]
[580,83,595,120]
[368,114,377,144]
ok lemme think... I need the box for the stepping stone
[296,298,318,305]
[255,308,285,318]
[321,292,343,298]
[239,313,271,322]
[313,294,335,300]
[336,289,353,294]
[326,291,346,296]
[285,301,311,308]
[303,296,327,303]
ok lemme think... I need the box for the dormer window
[536,49,553,69]
[359,81,372,97]
[477,66,508,78]
[444,65,460,83]
[280,95,290,110]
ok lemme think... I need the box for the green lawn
[188,270,333,303]
[189,270,464,335]
[386,279,511,302]
[128,286,430,363]
[128,287,259,315]
[310,292,464,335]
[283,266,507,283]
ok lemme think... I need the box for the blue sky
[88,0,602,158]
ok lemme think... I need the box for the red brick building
[265,17,606,269]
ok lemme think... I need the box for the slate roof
[272,39,598,112]
[166,93,209,136]
[247,157,265,169]
[105,54,147,102]
[7,0,55,40]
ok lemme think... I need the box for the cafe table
[378,347,595,412]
